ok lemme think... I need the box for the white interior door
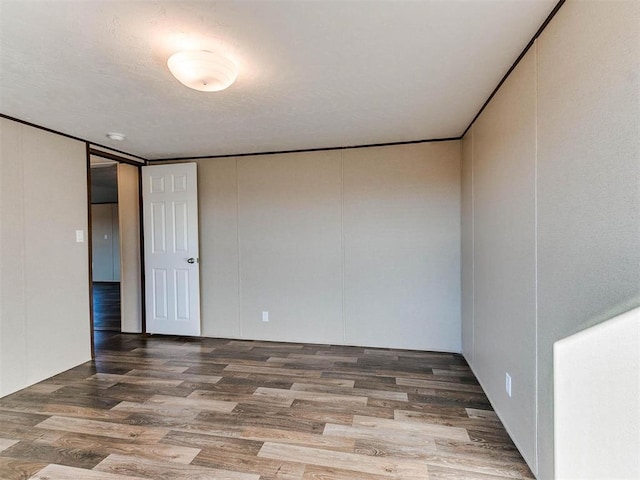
[142,163,200,336]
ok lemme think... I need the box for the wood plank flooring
[93,282,121,332]
[0,333,534,479]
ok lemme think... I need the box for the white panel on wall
[554,307,640,479]
[343,142,461,352]
[237,151,343,344]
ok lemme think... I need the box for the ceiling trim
[0,112,148,162]
[461,0,566,138]
[148,136,461,162]
[90,145,146,165]
[88,148,147,167]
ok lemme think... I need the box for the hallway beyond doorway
[92,282,120,332]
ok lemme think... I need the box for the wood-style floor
[93,282,121,332]
[0,332,534,479]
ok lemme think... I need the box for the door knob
[187,257,196,264]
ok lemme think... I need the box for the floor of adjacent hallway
[92,282,121,332]
[0,332,534,479]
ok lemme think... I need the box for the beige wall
[473,47,538,467]
[0,118,91,398]
[343,143,461,351]
[536,1,640,477]
[461,0,640,477]
[238,151,344,344]
[460,126,473,363]
[117,163,142,334]
[189,141,461,351]
[197,157,240,339]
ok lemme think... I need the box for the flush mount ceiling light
[106,132,125,141]
[167,50,237,92]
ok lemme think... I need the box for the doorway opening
[87,150,144,356]
[90,158,121,332]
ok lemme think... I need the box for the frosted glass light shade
[167,50,237,92]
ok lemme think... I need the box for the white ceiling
[0,0,556,160]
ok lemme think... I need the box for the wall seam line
[533,39,540,477]
[470,127,475,364]
[341,149,346,344]
[19,125,28,387]
[0,125,2,392]
[236,157,243,338]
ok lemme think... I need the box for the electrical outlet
[505,373,512,397]
[262,311,269,322]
